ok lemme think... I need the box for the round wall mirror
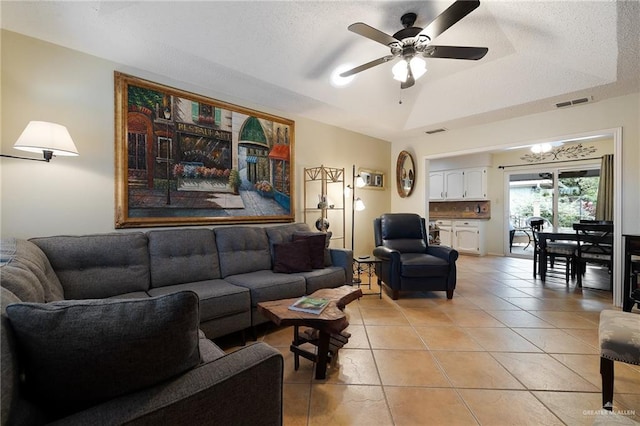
[396,150,415,198]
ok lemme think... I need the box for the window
[128,132,147,170]
[508,164,600,254]
[157,137,172,161]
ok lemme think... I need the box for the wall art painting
[114,72,294,228]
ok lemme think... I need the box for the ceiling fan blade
[425,45,488,60]
[418,0,481,40]
[339,55,395,77]
[348,22,399,46]
[400,66,415,90]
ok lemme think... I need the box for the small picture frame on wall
[359,168,385,189]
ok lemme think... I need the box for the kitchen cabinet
[433,219,486,256]
[445,170,464,199]
[463,167,487,200]
[429,167,488,200]
[429,172,445,200]
[453,220,486,255]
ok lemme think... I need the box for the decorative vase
[315,218,330,232]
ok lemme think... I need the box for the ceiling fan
[340,0,488,89]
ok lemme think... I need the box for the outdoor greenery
[128,86,163,110]
[510,175,599,230]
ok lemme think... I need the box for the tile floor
[220,255,640,425]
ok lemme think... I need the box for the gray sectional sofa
[1,223,352,425]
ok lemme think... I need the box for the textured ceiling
[2,1,639,142]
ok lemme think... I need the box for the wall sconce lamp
[0,121,79,162]
[346,164,366,253]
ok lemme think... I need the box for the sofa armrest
[426,245,459,263]
[330,248,353,284]
[51,342,284,426]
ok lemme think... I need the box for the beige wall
[391,93,640,249]
[0,30,391,255]
[2,29,638,258]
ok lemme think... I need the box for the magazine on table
[288,296,331,314]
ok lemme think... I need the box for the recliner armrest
[426,245,459,263]
[373,246,400,263]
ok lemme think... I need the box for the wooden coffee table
[257,285,362,379]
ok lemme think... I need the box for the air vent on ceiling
[555,96,593,109]
[425,128,447,135]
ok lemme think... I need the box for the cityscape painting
[114,72,294,228]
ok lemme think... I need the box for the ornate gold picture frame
[114,72,295,228]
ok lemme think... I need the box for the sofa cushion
[293,232,328,269]
[265,223,310,248]
[273,240,312,273]
[30,233,151,299]
[198,330,226,363]
[148,279,250,321]
[107,291,151,300]
[1,239,64,302]
[0,263,45,303]
[147,229,221,287]
[214,227,272,277]
[225,270,306,306]
[5,291,201,420]
[296,266,347,294]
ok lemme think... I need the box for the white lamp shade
[13,121,79,156]
[354,197,365,211]
[392,59,408,82]
[355,175,366,188]
[409,57,427,80]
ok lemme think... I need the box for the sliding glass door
[507,164,600,255]
[556,169,600,230]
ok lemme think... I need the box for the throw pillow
[294,231,332,266]
[273,239,312,273]
[6,291,201,420]
[293,233,327,269]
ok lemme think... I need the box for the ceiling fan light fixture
[409,56,426,80]
[331,64,356,87]
[392,59,408,82]
[531,143,552,154]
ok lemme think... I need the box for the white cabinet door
[435,220,453,247]
[429,172,445,200]
[438,226,453,247]
[453,220,486,255]
[444,170,464,199]
[464,167,487,199]
[455,226,480,254]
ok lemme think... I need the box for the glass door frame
[504,160,601,257]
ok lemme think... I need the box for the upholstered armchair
[373,213,459,300]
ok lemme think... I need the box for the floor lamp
[349,164,366,253]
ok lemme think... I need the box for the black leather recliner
[373,213,459,300]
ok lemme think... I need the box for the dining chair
[573,222,614,289]
[531,220,577,283]
[529,219,545,278]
